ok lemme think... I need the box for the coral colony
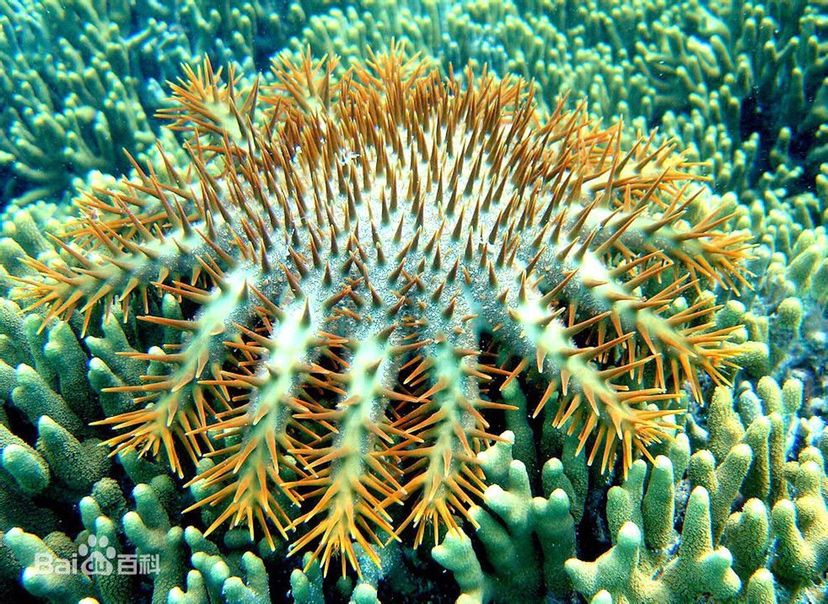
[0,1,825,603]
[21,47,748,575]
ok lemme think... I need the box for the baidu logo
[77,534,116,575]
[32,535,159,577]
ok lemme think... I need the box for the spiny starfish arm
[91,267,261,476]
[526,241,742,401]
[14,166,256,335]
[268,49,340,116]
[391,326,497,549]
[287,324,404,578]
[484,159,749,400]
[156,56,262,146]
[501,119,752,293]
[494,282,681,475]
[183,299,332,548]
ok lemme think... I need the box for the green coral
[433,368,827,603]
[0,0,825,602]
[0,0,343,207]
[432,431,576,602]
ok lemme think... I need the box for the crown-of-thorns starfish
[18,45,751,576]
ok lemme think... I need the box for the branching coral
[17,48,749,577]
[434,371,827,603]
[0,0,346,207]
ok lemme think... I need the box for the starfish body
[19,48,750,575]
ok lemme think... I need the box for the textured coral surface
[0,2,825,603]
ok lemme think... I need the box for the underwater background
[0,0,825,602]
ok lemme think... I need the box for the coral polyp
[17,47,751,576]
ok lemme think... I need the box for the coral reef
[0,0,339,207]
[0,0,825,602]
[436,373,827,603]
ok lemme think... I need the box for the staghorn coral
[435,371,827,603]
[0,0,345,207]
[13,48,752,579]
